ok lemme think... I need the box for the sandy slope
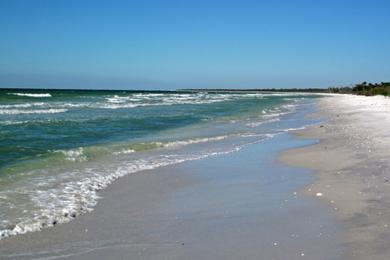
[280,94,390,259]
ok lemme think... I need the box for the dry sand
[280,94,390,259]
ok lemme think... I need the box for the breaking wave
[0,108,68,115]
[7,93,52,98]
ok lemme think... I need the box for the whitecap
[0,109,68,115]
[112,149,135,155]
[163,135,229,148]
[55,148,87,162]
[0,103,45,109]
[7,93,52,98]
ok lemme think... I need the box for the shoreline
[280,94,390,259]
[0,107,343,259]
[0,91,310,240]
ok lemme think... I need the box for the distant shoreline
[1,81,389,96]
[0,87,330,94]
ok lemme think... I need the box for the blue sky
[0,0,389,89]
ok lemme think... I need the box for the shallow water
[0,89,321,238]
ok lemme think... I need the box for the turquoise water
[0,89,320,238]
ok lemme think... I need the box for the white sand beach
[281,94,390,259]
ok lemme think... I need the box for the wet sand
[280,95,390,259]
[0,133,342,260]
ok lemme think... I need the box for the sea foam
[7,93,52,98]
[0,108,68,115]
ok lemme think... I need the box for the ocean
[0,89,320,238]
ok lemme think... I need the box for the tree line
[329,82,390,96]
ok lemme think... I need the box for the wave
[281,123,317,132]
[0,144,247,239]
[0,108,68,115]
[99,92,266,109]
[0,131,277,239]
[0,92,271,112]
[162,135,229,148]
[0,92,311,113]
[49,135,231,163]
[54,148,87,162]
[282,126,307,132]
[112,149,135,155]
[0,102,46,109]
[112,135,231,154]
[7,93,52,98]
[246,118,280,127]
[99,103,143,109]
[0,120,30,125]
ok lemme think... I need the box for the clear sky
[0,0,389,90]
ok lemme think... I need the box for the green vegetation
[181,83,390,96]
[352,82,390,96]
[329,82,390,96]
[181,83,390,97]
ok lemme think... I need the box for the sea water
[0,89,321,238]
